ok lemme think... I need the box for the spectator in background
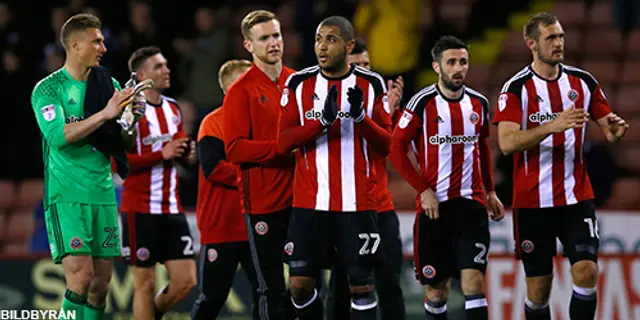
[0,2,22,52]
[352,0,421,105]
[121,1,158,51]
[41,6,69,64]
[614,0,640,34]
[175,6,230,120]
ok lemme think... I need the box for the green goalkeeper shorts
[45,202,120,264]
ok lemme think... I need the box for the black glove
[347,85,365,123]
[321,85,338,127]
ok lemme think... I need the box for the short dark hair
[318,16,354,42]
[60,13,102,50]
[524,12,558,41]
[351,39,368,55]
[430,35,468,62]
[128,46,162,72]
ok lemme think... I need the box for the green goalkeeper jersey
[31,67,122,207]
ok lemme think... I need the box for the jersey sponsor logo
[142,133,173,146]
[207,248,218,262]
[284,242,294,256]
[568,89,579,102]
[305,110,354,120]
[40,105,56,122]
[469,111,480,125]
[398,111,413,129]
[136,247,150,261]
[255,221,269,235]
[529,112,559,124]
[422,265,436,279]
[498,93,508,112]
[521,240,535,253]
[428,134,479,145]
[280,88,289,107]
[70,237,82,250]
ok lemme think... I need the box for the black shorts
[414,198,490,285]
[513,200,599,277]
[284,208,384,272]
[121,213,195,267]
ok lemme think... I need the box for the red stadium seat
[419,3,434,31]
[583,29,624,57]
[620,59,640,84]
[0,181,14,211]
[580,59,620,86]
[14,180,43,211]
[563,28,584,60]
[490,61,529,89]
[551,1,586,27]
[587,1,614,27]
[614,85,640,117]
[4,211,34,242]
[501,31,529,59]
[626,29,640,56]
[605,178,640,210]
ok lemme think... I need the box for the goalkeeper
[30,13,138,320]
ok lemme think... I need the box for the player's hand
[347,85,365,123]
[607,113,629,141]
[387,76,404,114]
[321,84,339,127]
[486,191,505,221]
[420,189,439,219]
[162,137,189,160]
[185,139,197,164]
[547,105,589,133]
[102,88,135,120]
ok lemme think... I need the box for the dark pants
[326,211,406,320]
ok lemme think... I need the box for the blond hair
[241,10,278,40]
[218,59,252,93]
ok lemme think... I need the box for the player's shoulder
[162,95,179,107]
[284,65,321,90]
[201,107,225,139]
[32,68,66,99]
[500,65,534,94]
[353,65,387,93]
[406,84,438,113]
[282,65,297,78]
[465,86,489,106]
[561,64,599,89]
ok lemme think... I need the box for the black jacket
[83,66,130,179]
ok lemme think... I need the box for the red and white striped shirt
[120,95,186,214]
[492,64,612,209]
[390,84,495,209]
[278,65,392,212]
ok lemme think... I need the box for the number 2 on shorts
[358,233,381,255]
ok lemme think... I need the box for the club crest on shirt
[469,111,480,125]
[498,93,508,112]
[398,111,413,129]
[280,88,289,107]
[567,89,579,102]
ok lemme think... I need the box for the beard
[320,51,348,74]
[255,51,281,65]
[441,74,464,91]
[536,45,563,65]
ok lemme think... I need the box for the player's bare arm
[497,105,588,155]
[596,112,629,143]
[63,87,134,144]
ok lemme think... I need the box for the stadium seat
[419,3,434,32]
[587,1,614,27]
[614,85,640,117]
[0,181,14,211]
[626,29,640,56]
[490,61,528,89]
[551,1,586,27]
[620,59,640,84]
[465,63,492,89]
[605,177,640,210]
[4,211,34,242]
[580,59,620,86]
[14,180,43,211]
[583,29,624,57]
[500,31,529,59]
[563,28,584,60]
[440,3,470,32]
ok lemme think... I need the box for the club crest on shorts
[255,221,269,235]
[469,111,480,125]
[137,247,150,261]
[284,242,294,256]
[422,265,436,279]
[207,248,218,262]
[567,89,579,102]
[70,237,82,250]
[521,240,535,253]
